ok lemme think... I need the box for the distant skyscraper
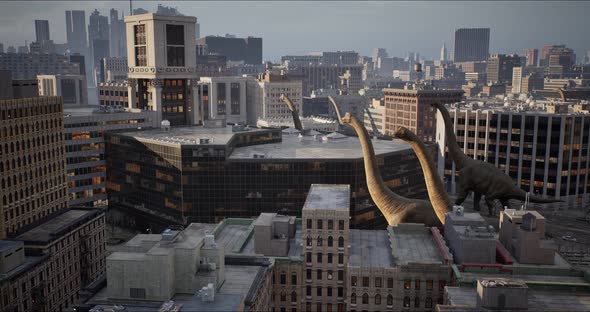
[109,8,126,58]
[524,48,538,66]
[66,10,88,55]
[0,43,4,53]
[88,9,110,52]
[453,28,490,62]
[34,20,50,42]
[196,35,262,65]
[372,48,388,63]
[440,43,448,61]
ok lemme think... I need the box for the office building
[281,54,323,67]
[444,207,496,264]
[487,54,521,84]
[196,35,262,65]
[246,71,303,124]
[524,48,539,66]
[99,56,127,82]
[521,73,544,94]
[465,72,486,84]
[69,53,86,76]
[125,13,199,126]
[454,28,490,62]
[63,106,158,207]
[0,52,80,80]
[290,64,363,96]
[499,209,556,265]
[197,76,250,124]
[455,61,487,74]
[0,96,68,238]
[0,43,4,54]
[109,9,126,58]
[512,67,525,94]
[462,81,482,98]
[383,86,464,142]
[441,44,448,61]
[34,20,50,43]
[66,10,88,55]
[322,51,359,65]
[99,81,135,107]
[105,124,433,229]
[38,74,88,105]
[364,98,387,136]
[436,101,590,205]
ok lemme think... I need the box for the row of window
[305,219,345,231]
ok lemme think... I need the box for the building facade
[487,54,521,84]
[37,74,88,105]
[99,81,135,107]
[453,28,490,62]
[66,10,88,55]
[198,76,250,124]
[246,72,303,124]
[196,35,262,65]
[0,53,80,80]
[383,86,464,142]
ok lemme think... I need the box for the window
[327,303,332,312]
[415,279,420,290]
[328,220,333,230]
[327,270,333,280]
[317,253,322,263]
[362,277,369,287]
[316,303,322,312]
[328,253,333,263]
[307,237,312,247]
[351,293,357,304]
[317,269,322,280]
[327,287,333,297]
[306,286,312,296]
[307,219,312,229]
[338,220,344,230]
[404,279,411,289]
[338,287,343,297]
[338,270,343,281]
[351,276,357,286]
[280,292,286,301]
[387,295,393,306]
[291,273,297,285]
[439,280,446,291]
[375,294,381,305]
[374,277,382,288]
[166,24,185,66]
[328,236,333,247]
[291,291,297,303]
[338,253,344,264]
[426,280,433,290]
[387,278,394,288]
[403,296,410,307]
[338,237,344,248]
[306,269,312,280]
[317,236,323,246]
[414,297,420,308]
[280,273,286,285]
[317,219,323,229]
[306,252,312,263]
[133,25,147,66]
[129,288,146,299]
[362,293,369,304]
[425,297,432,308]
[317,287,322,296]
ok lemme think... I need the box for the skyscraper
[34,20,50,42]
[109,8,126,58]
[487,54,521,84]
[65,10,88,54]
[524,48,539,66]
[440,43,448,61]
[453,28,490,62]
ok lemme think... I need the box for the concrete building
[481,83,506,97]
[512,67,525,94]
[99,81,135,107]
[454,28,490,62]
[105,124,433,230]
[0,71,38,99]
[0,52,80,80]
[524,48,539,66]
[109,8,126,58]
[100,57,127,82]
[462,81,482,98]
[499,209,556,265]
[487,54,521,84]
[246,71,303,124]
[444,207,496,264]
[0,96,68,239]
[383,85,464,142]
[436,101,590,205]
[521,73,544,94]
[63,105,158,207]
[38,74,88,105]
[322,51,359,65]
[289,64,363,96]
[66,10,88,55]
[34,20,50,43]
[364,98,387,136]
[281,54,323,68]
[125,13,199,126]
[198,76,250,124]
[196,35,262,65]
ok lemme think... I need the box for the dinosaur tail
[510,189,563,203]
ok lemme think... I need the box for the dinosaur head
[393,126,415,142]
[342,112,352,124]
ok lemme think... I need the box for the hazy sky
[0,1,588,62]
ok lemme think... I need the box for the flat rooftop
[230,133,412,160]
[445,286,590,311]
[388,224,444,265]
[15,208,100,244]
[64,105,153,118]
[116,125,274,147]
[303,184,350,211]
[349,230,394,267]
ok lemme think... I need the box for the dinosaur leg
[455,187,470,206]
[473,192,482,211]
[485,197,496,217]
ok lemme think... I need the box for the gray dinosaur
[432,102,561,216]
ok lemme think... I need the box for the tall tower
[440,43,448,61]
[34,20,50,42]
[65,10,88,55]
[125,13,200,125]
[454,28,490,62]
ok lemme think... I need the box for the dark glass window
[166,24,185,66]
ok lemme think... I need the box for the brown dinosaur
[432,102,561,216]
[342,112,450,226]
[280,94,303,131]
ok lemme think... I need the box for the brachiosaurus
[280,94,304,131]
[342,112,451,226]
[432,102,561,216]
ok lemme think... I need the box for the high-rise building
[196,35,262,65]
[66,10,88,55]
[109,8,126,58]
[441,43,448,61]
[512,67,525,94]
[0,96,68,238]
[37,74,88,105]
[6,46,16,53]
[436,101,590,205]
[487,54,521,84]
[34,20,50,43]
[0,43,4,53]
[453,28,490,62]
[246,71,303,124]
[524,48,539,66]
[69,53,86,76]
[125,13,199,126]
[383,86,464,142]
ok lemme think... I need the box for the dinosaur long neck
[404,134,452,224]
[436,104,471,170]
[347,115,410,223]
[328,96,344,124]
[282,96,304,131]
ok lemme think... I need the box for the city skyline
[0,1,589,61]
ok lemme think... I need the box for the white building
[364,98,386,136]
[101,56,128,82]
[125,13,199,126]
[246,71,303,125]
[512,67,524,94]
[38,74,88,105]
[198,76,250,124]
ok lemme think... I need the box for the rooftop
[64,105,153,118]
[388,224,444,265]
[302,184,350,211]
[0,240,22,253]
[444,286,590,311]
[15,208,101,244]
[349,230,394,267]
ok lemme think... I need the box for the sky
[0,1,589,62]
